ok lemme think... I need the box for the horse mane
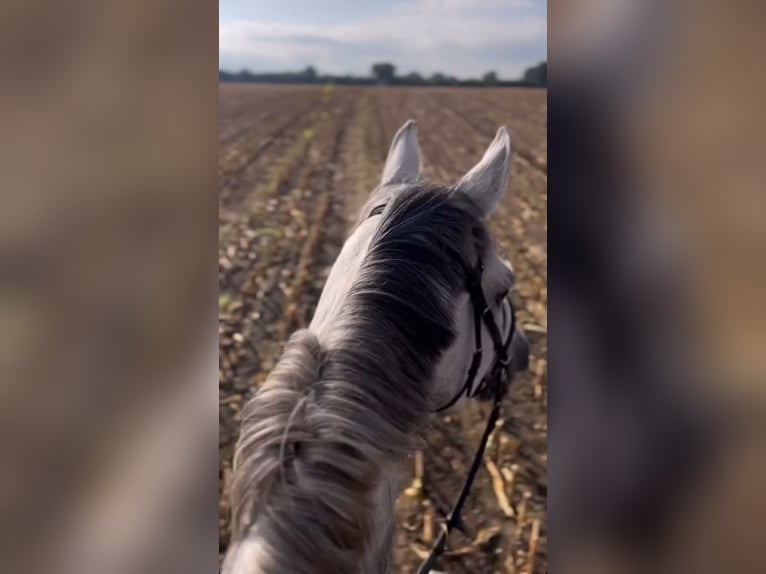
[225,185,488,573]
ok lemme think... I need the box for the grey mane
[227,184,489,574]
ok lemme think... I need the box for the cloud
[219,0,546,78]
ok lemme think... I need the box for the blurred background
[0,1,218,573]
[550,0,766,573]
[219,2,547,572]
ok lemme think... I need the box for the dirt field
[219,84,547,573]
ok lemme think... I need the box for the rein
[369,203,518,573]
[415,389,506,574]
[416,259,517,574]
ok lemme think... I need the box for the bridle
[369,202,520,573]
[416,256,518,574]
[434,257,515,412]
[367,205,516,415]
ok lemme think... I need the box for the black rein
[367,204,518,573]
[416,259,516,574]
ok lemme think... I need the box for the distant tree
[482,71,499,86]
[443,75,459,86]
[301,66,318,83]
[371,62,396,85]
[219,63,543,88]
[401,71,425,86]
[234,69,255,82]
[523,62,547,86]
[429,72,447,85]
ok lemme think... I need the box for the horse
[222,120,529,574]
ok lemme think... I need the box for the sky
[219,0,547,80]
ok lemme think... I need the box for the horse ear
[381,119,421,186]
[455,127,512,217]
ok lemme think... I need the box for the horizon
[218,61,546,82]
[219,0,547,80]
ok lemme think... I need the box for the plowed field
[219,84,547,573]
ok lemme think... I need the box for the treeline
[219,61,546,88]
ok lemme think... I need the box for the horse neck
[225,467,400,574]
[226,329,425,574]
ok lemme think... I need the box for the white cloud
[219,0,546,78]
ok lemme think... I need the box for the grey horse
[223,121,528,574]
